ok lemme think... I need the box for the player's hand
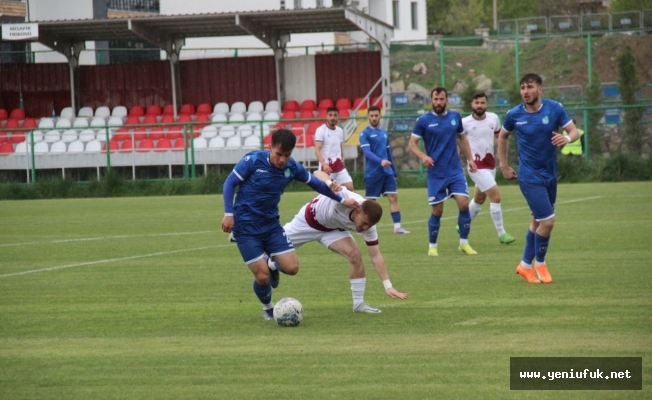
[341,198,359,209]
[421,156,435,168]
[500,165,517,180]
[321,165,332,174]
[468,160,478,173]
[552,131,569,147]
[386,287,408,299]
[221,215,234,233]
[380,159,392,167]
[329,179,343,193]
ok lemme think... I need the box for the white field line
[0,196,602,279]
[394,196,603,227]
[0,244,227,279]
[0,230,220,248]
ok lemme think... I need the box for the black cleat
[268,266,280,289]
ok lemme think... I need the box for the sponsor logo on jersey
[428,123,439,127]
[516,121,527,125]
[256,169,269,173]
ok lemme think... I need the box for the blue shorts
[426,172,469,205]
[365,173,398,198]
[234,223,295,264]
[519,179,557,221]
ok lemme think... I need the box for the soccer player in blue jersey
[497,73,581,284]
[408,87,478,256]
[222,129,359,320]
[359,106,410,234]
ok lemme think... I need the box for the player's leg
[385,175,409,234]
[323,233,381,313]
[450,173,477,255]
[427,177,447,256]
[333,169,354,191]
[236,235,276,319]
[485,185,515,244]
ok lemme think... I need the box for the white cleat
[353,302,382,313]
[393,227,411,234]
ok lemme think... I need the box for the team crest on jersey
[542,116,549,124]
[284,168,291,177]
[451,120,457,126]
[245,156,250,161]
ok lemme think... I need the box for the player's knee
[281,261,299,275]
[254,270,270,285]
[345,249,363,267]
[539,217,555,233]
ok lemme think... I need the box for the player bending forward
[282,171,408,313]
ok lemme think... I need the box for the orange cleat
[534,263,553,284]
[516,264,540,283]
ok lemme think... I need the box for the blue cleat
[263,308,274,320]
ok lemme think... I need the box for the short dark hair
[361,199,383,225]
[368,105,381,113]
[270,128,296,152]
[326,106,339,114]
[471,92,487,101]
[430,86,448,98]
[519,73,543,86]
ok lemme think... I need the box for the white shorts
[330,168,353,185]
[468,168,497,193]
[283,207,352,249]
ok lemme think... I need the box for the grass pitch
[1,182,651,399]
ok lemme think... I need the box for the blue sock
[428,214,441,244]
[391,211,401,224]
[458,209,471,239]
[534,233,550,263]
[252,280,272,305]
[522,229,535,264]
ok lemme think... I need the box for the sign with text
[1,23,39,41]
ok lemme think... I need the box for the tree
[610,0,652,12]
[617,46,643,154]
[585,71,605,156]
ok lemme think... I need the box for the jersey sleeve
[359,128,369,148]
[314,126,325,142]
[291,159,311,183]
[555,102,572,129]
[502,109,514,132]
[412,116,425,138]
[491,113,501,133]
[362,226,379,246]
[456,113,464,134]
[232,153,254,181]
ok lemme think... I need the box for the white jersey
[314,124,344,172]
[462,112,500,170]
[296,187,378,245]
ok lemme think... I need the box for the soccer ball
[273,297,304,327]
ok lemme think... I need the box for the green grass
[1,182,651,399]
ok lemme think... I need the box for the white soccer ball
[273,297,304,327]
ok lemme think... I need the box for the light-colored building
[2,0,427,64]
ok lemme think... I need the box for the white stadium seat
[85,140,102,152]
[218,125,235,139]
[246,112,263,124]
[78,129,95,142]
[201,125,218,139]
[38,118,55,129]
[225,136,241,149]
[95,106,111,118]
[68,140,84,153]
[238,125,253,138]
[78,107,94,118]
[14,142,28,154]
[44,130,61,143]
[263,112,280,123]
[34,141,49,154]
[213,102,229,115]
[107,117,123,127]
[49,141,67,153]
[265,100,279,113]
[228,113,245,126]
[72,118,89,129]
[26,130,44,143]
[61,130,78,143]
[243,135,261,149]
[211,114,227,125]
[90,117,106,128]
[193,137,208,149]
[208,137,225,149]
[55,119,72,129]
[111,106,127,118]
[248,101,264,114]
[230,101,247,114]
[60,107,74,119]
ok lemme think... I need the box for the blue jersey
[232,150,311,233]
[359,126,394,177]
[412,111,465,178]
[502,99,571,183]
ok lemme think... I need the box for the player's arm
[457,133,477,173]
[408,134,434,168]
[221,172,241,233]
[313,140,331,173]
[305,173,357,209]
[497,127,517,180]
[553,120,580,147]
[386,145,397,176]
[366,244,408,299]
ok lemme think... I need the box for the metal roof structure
[3,7,393,118]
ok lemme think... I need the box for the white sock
[460,238,469,246]
[394,222,401,230]
[350,278,366,308]
[267,256,277,271]
[263,302,274,310]
[490,202,506,236]
[520,261,532,270]
[429,243,438,248]
[469,199,482,220]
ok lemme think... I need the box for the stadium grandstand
[0,0,427,182]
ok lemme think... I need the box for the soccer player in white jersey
[282,171,408,313]
[314,107,354,191]
[461,92,515,245]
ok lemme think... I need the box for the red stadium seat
[119,138,134,152]
[0,131,9,143]
[281,111,297,120]
[103,139,121,153]
[9,132,26,143]
[290,122,305,136]
[299,99,316,112]
[318,98,334,110]
[282,100,299,112]
[128,105,144,117]
[336,98,352,110]
[353,97,368,110]
[125,116,140,125]
[263,133,272,149]
[299,110,315,120]
[166,126,183,140]
[148,127,165,141]
[137,138,154,152]
[316,108,328,118]
[113,127,130,141]
[143,115,158,125]
[296,133,315,148]
[133,127,148,141]
[371,96,383,109]
[306,121,321,136]
[172,138,187,151]
[0,142,14,154]
[179,103,195,115]
[0,109,8,121]
[22,118,37,128]
[155,138,172,151]
[338,108,350,122]
[4,119,19,129]
[9,109,25,120]
[146,105,162,116]
[177,114,192,123]
[162,104,175,115]
[160,114,174,124]
[196,103,212,115]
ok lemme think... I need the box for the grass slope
[1,182,651,399]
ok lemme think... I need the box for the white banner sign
[2,23,39,41]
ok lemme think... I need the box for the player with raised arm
[497,73,580,284]
[222,129,358,320]
[359,106,410,234]
[282,171,408,313]
[408,87,478,257]
[314,106,354,191]
[461,92,515,244]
